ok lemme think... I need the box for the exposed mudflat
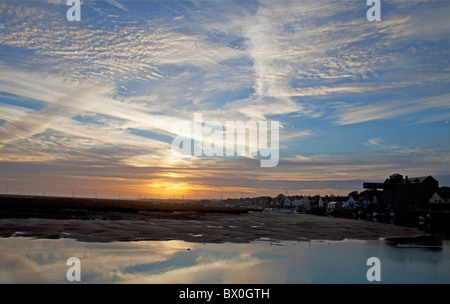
[0,210,425,243]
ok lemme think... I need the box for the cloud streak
[332,93,450,125]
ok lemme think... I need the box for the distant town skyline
[0,1,449,199]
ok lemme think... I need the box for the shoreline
[0,211,427,244]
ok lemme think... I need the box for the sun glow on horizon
[146,180,192,196]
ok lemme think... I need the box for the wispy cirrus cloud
[0,64,174,162]
[332,93,450,125]
[105,0,129,12]
[227,0,450,122]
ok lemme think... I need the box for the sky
[0,0,449,199]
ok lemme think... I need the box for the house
[364,173,439,210]
[359,188,384,207]
[327,201,341,210]
[360,198,370,208]
[318,197,325,207]
[283,197,291,207]
[360,195,377,208]
[384,174,439,209]
[292,197,311,211]
[429,189,450,204]
[342,196,356,208]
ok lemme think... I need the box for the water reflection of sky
[0,237,449,284]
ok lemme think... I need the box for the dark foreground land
[0,195,429,243]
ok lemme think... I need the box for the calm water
[0,237,449,284]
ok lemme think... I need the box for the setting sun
[146,180,191,196]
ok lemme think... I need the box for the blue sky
[0,0,449,199]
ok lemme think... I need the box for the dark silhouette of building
[364,173,439,210]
